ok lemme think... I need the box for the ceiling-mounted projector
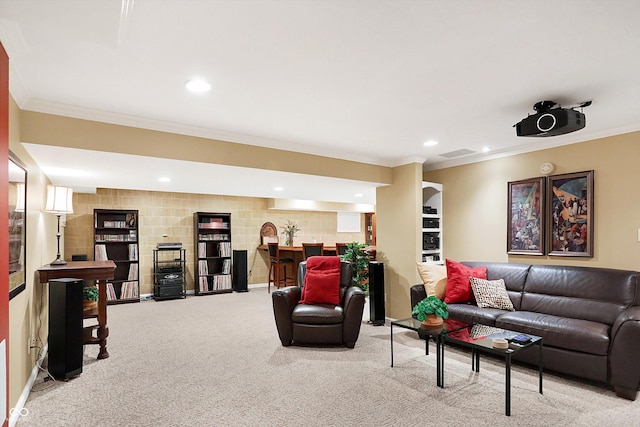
[515,100,590,137]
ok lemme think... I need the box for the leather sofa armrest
[272,286,302,346]
[609,306,640,400]
[342,286,366,348]
[410,284,427,313]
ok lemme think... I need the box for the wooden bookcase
[194,212,233,295]
[94,209,140,304]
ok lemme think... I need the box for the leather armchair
[272,260,365,348]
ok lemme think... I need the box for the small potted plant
[412,295,449,327]
[83,285,99,314]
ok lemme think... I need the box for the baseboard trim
[9,343,48,427]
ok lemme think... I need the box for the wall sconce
[45,185,74,266]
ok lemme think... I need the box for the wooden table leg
[96,279,109,359]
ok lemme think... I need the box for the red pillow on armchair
[299,256,341,305]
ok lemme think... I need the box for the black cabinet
[48,278,83,379]
[153,248,186,300]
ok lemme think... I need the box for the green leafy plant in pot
[340,242,369,294]
[412,295,449,327]
[83,285,99,313]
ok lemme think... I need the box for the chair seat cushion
[300,256,341,305]
[292,304,344,324]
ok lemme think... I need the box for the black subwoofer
[232,250,248,292]
[368,261,385,326]
[48,278,83,379]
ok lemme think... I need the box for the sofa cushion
[300,256,341,305]
[447,303,504,326]
[470,277,515,311]
[416,262,447,299]
[496,311,611,355]
[444,259,487,304]
[292,304,344,325]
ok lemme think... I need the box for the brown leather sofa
[410,262,640,400]
[272,260,365,348]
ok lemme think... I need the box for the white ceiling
[2,1,640,205]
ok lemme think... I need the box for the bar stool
[335,243,349,256]
[302,242,324,260]
[268,242,295,293]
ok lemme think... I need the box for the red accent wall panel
[1,41,10,427]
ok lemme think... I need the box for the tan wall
[65,189,365,294]
[376,163,423,319]
[8,97,57,410]
[20,111,392,185]
[424,131,640,272]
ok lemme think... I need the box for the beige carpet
[18,288,640,426]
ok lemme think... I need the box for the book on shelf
[222,258,231,274]
[129,244,138,261]
[120,281,139,299]
[198,242,207,258]
[218,241,231,257]
[106,282,117,300]
[198,260,209,276]
[199,276,209,292]
[95,244,108,261]
[198,233,229,241]
[128,263,138,280]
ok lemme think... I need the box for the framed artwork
[547,170,594,257]
[507,177,545,255]
[9,151,27,299]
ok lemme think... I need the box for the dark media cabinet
[153,247,187,300]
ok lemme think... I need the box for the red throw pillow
[444,259,487,304]
[299,256,341,305]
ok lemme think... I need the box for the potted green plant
[83,285,99,313]
[412,295,449,327]
[340,242,369,293]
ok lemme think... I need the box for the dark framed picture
[507,177,545,255]
[547,170,594,257]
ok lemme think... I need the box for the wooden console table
[38,260,116,359]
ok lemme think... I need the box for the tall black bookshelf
[94,209,140,304]
[194,212,233,295]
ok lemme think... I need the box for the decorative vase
[421,314,443,328]
[287,236,293,246]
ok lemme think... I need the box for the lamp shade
[45,185,74,214]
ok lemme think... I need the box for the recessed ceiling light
[424,140,438,147]
[158,177,171,182]
[482,146,491,153]
[274,187,283,191]
[185,78,211,93]
[354,193,363,198]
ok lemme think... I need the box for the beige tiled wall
[64,188,365,295]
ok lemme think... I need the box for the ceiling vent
[438,148,477,158]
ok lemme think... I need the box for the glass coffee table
[444,324,543,416]
[390,317,472,387]
[390,319,543,416]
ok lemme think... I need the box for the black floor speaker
[232,250,248,292]
[368,261,385,326]
[48,278,83,379]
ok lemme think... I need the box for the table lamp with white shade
[45,185,74,266]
